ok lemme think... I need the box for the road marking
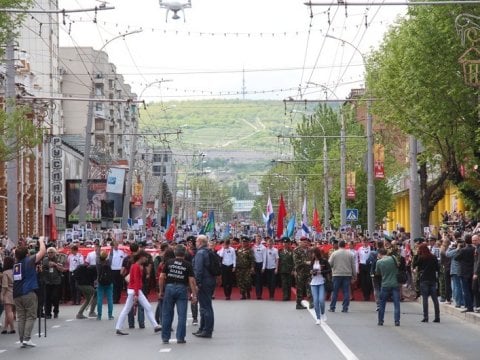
[159,348,171,353]
[302,300,359,360]
[0,350,6,353]
[52,325,61,328]
[66,319,74,322]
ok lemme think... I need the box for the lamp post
[78,30,143,226]
[289,110,330,230]
[325,34,375,237]
[306,82,346,227]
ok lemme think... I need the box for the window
[95,119,105,130]
[95,102,103,111]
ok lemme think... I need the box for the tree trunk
[419,163,448,230]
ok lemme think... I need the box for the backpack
[98,264,113,286]
[207,249,222,276]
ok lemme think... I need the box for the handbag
[324,277,333,292]
[391,256,407,284]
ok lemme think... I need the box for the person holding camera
[41,247,64,319]
[13,235,46,347]
[310,247,331,324]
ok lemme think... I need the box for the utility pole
[78,30,142,226]
[6,37,18,244]
[121,105,138,229]
[409,135,421,242]
[340,110,346,227]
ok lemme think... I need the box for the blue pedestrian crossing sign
[346,209,359,222]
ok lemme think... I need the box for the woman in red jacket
[115,251,161,335]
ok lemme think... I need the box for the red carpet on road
[122,285,372,303]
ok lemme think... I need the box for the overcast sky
[58,1,406,102]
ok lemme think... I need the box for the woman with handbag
[413,244,440,323]
[310,247,332,325]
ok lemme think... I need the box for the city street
[1,299,478,360]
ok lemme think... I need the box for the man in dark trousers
[455,233,475,313]
[192,235,216,338]
[158,244,197,344]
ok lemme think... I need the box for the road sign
[346,209,358,222]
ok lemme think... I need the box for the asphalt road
[1,298,479,360]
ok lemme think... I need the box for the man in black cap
[278,237,294,301]
[293,236,312,309]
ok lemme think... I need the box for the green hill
[140,99,290,153]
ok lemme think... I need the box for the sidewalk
[439,302,480,325]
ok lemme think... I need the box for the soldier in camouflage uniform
[293,236,312,309]
[411,237,425,298]
[236,236,255,299]
[278,237,294,301]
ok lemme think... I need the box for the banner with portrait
[346,171,356,200]
[374,144,385,179]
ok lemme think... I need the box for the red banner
[374,144,385,179]
[346,171,356,200]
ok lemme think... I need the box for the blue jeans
[329,276,351,311]
[198,283,215,334]
[451,274,464,307]
[378,286,400,324]
[162,284,188,341]
[96,284,113,319]
[420,281,440,320]
[460,276,473,311]
[310,284,326,320]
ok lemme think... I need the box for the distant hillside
[140,99,290,154]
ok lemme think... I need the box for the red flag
[165,217,176,241]
[312,207,322,233]
[276,194,287,239]
[50,204,57,241]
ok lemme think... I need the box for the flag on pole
[266,196,275,237]
[286,214,296,238]
[312,207,322,233]
[221,223,231,240]
[202,210,215,235]
[301,198,310,236]
[165,217,176,241]
[276,194,287,239]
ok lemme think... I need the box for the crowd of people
[1,222,480,347]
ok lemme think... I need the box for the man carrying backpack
[192,235,216,339]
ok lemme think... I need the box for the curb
[439,302,480,325]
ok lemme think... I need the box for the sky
[58,0,407,102]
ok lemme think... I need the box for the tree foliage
[366,4,480,223]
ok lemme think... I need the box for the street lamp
[304,82,347,227]
[121,78,172,229]
[325,34,375,237]
[78,29,143,226]
[290,110,329,230]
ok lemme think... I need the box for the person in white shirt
[310,247,332,324]
[67,245,84,305]
[109,241,126,304]
[217,239,236,300]
[357,237,373,301]
[264,239,279,300]
[252,235,267,299]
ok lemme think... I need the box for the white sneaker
[22,340,36,347]
[321,314,327,322]
[315,319,321,325]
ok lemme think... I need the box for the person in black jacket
[74,263,97,319]
[471,233,480,312]
[455,234,475,313]
[413,244,440,323]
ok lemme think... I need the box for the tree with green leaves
[256,104,394,231]
[366,4,480,224]
[1,1,44,162]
